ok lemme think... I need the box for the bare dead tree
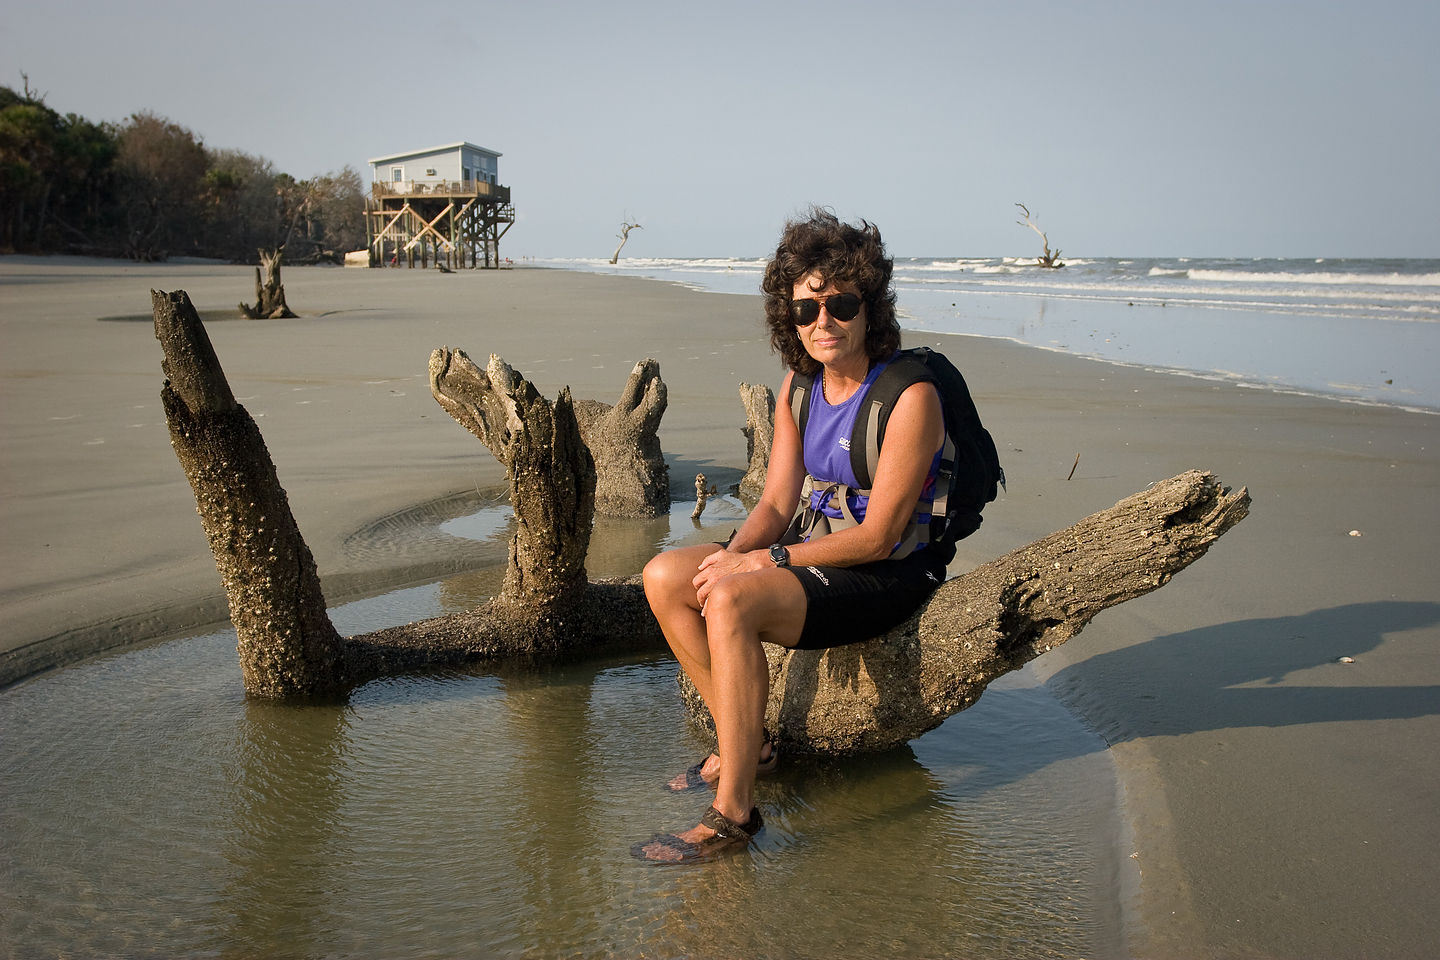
[1015,203,1064,269]
[609,218,642,264]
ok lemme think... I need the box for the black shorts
[785,547,948,650]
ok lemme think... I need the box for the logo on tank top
[838,437,851,451]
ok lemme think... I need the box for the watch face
[769,544,789,566]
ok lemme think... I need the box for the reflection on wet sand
[216,700,353,955]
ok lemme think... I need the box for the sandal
[631,805,764,864]
[666,743,779,793]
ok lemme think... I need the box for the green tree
[296,166,365,260]
[0,82,366,262]
[0,81,119,252]
[200,148,281,261]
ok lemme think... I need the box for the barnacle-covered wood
[429,347,594,606]
[737,382,774,505]
[156,298,657,698]
[681,470,1251,754]
[571,358,669,518]
[153,288,345,698]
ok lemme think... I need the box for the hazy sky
[4,0,1437,258]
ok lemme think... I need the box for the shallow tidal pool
[2,497,1128,958]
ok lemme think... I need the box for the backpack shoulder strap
[786,369,816,435]
[850,349,938,488]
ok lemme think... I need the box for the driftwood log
[238,247,297,319]
[154,289,1249,754]
[682,470,1249,753]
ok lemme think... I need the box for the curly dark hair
[760,207,900,375]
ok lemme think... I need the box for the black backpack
[788,346,1004,549]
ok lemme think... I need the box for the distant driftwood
[153,288,1248,753]
[238,247,296,319]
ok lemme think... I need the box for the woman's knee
[643,547,698,601]
[701,577,762,629]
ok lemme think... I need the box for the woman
[635,210,949,863]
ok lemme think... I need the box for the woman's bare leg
[636,569,806,860]
[642,544,721,706]
[702,570,806,823]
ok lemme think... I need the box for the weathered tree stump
[433,352,669,519]
[738,382,774,505]
[238,247,297,319]
[571,358,669,518]
[153,289,345,698]
[155,292,659,696]
[427,347,593,609]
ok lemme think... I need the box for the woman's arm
[689,372,808,606]
[726,370,808,554]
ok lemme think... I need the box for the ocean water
[537,256,1440,412]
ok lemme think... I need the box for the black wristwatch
[768,543,791,567]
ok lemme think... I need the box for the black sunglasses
[790,292,862,326]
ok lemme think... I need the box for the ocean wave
[1188,268,1440,287]
[546,256,766,271]
[896,259,974,273]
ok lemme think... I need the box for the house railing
[371,179,510,203]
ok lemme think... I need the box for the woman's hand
[692,547,767,613]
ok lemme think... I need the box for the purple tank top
[803,361,891,523]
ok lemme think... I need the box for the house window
[391,166,404,182]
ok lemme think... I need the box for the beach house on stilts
[365,143,514,269]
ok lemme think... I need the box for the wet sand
[2,256,1438,957]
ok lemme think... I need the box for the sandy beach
[3,257,1438,957]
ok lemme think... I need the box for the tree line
[0,80,365,263]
